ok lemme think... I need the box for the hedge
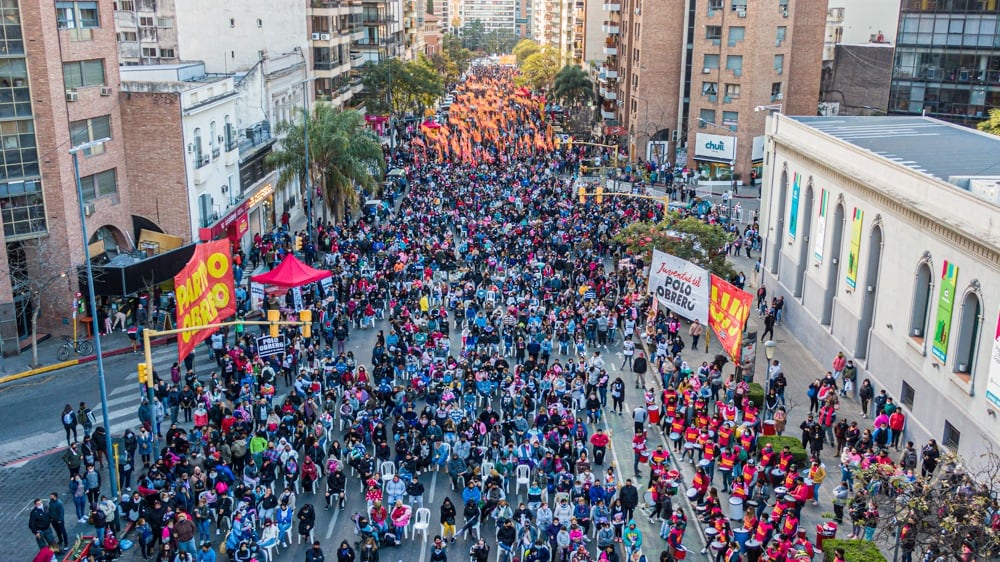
[748,383,765,408]
[757,435,808,465]
[821,540,888,562]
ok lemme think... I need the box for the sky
[831,0,901,44]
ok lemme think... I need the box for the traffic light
[137,362,149,386]
[596,186,605,204]
[578,186,587,204]
[300,309,312,338]
[295,235,303,252]
[268,309,280,338]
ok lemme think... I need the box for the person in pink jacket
[832,352,847,388]
[390,501,412,540]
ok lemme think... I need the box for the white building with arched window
[759,114,1000,458]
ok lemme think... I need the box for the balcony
[602,21,619,34]
[603,41,617,55]
[600,108,616,119]
[115,11,136,27]
[192,155,211,184]
[118,41,140,59]
[239,120,273,158]
[602,1,620,11]
[350,52,366,68]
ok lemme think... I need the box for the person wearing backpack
[61,404,78,446]
[899,442,919,472]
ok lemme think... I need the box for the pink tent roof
[250,253,333,288]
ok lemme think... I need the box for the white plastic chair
[413,507,431,542]
[481,461,495,488]
[515,464,531,495]
[380,461,396,486]
[261,543,276,562]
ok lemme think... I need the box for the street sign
[256,335,287,358]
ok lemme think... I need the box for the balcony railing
[238,120,273,156]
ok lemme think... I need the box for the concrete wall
[173,0,307,74]
[759,114,1000,458]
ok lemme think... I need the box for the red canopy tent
[250,253,333,288]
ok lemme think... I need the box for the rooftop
[788,115,1000,184]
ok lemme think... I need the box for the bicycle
[57,335,94,361]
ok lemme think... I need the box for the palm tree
[267,105,385,224]
[552,64,594,108]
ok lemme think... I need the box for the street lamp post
[70,137,118,502]
[763,339,777,391]
[300,77,318,243]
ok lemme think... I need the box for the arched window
[224,115,234,151]
[193,127,202,161]
[909,262,932,340]
[953,291,982,379]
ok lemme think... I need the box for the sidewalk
[0,331,175,385]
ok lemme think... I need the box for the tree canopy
[613,213,737,279]
[552,64,594,107]
[977,107,1000,136]
[512,39,540,66]
[460,20,517,53]
[266,106,384,223]
[359,57,444,116]
[517,46,561,91]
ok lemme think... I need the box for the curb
[0,335,176,385]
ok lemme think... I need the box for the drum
[639,452,650,463]
[674,546,688,561]
[745,540,763,562]
[698,459,711,469]
[770,468,786,485]
[684,442,695,450]
[774,486,788,499]
[648,405,661,424]
[705,528,719,540]
[803,478,814,500]
[729,496,745,520]
[711,541,727,554]
[762,420,776,436]
[669,432,681,442]
[734,528,750,552]
[686,487,698,500]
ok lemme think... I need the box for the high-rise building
[309,0,366,102]
[356,0,405,62]
[0,0,134,347]
[460,0,516,34]
[888,0,1000,126]
[532,0,575,62]
[598,0,826,181]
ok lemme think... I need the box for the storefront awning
[694,156,734,165]
[80,243,197,297]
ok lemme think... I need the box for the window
[138,16,153,26]
[726,55,743,73]
[953,291,981,377]
[699,108,716,127]
[0,119,38,180]
[115,1,135,10]
[194,127,208,168]
[0,60,31,119]
[731,0,747,10]
[703,54,720,69]
[943,420,960,450]
[69,115,111,156]
[771,82,783,96]
[0,179,46,237]
[725,83,740,98]
[909,263,932,339]
[63,59,105,89]
[224,115,236,151]
[900,381,914,409]
[728,26,745,44]
[210,120,220,159]
[776,26,787,44]
[79,168,117,202]
[160,48,175,58]
[257,18,263,28]
[722,111,738,131]
[774,54,785,73]
[117,31,137,41]
[702,82,718,96]
[0,1,24,56]
[56,2,100,29]
[141,47,157,57]
[706,26,722,40]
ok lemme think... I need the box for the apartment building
[309,0,366,101]
[599,0,825,182]
[888,0,1000,126]
[356,0,405,63]
[0,0,134,348]
[532,0,575,62]
[460,0,516,34]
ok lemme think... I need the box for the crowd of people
[30,63,940,562]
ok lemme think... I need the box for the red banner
[708,275,753,362]
[174,240,236,362]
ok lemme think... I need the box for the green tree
[426,0,433,14]
[552,64,594,108]
[461,19,486,51]
[267,106,385,223]
[360,58,443,116]
[613,213,737,279]
[482,28,518,54]
[977,107,1000,136]
[443,33,472,76]
[518,46,561,90]
[512,39,540,66]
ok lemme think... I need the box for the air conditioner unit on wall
[84,203,95,216]
[737,9,747,18]
[311,32,321,40]
[703,68,711,74]
[100,86,113,96]
[319,33,331,40]
[66,91,78,102]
